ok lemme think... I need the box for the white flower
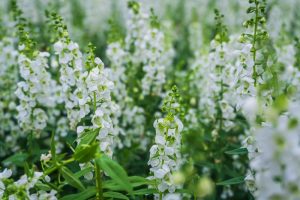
[246,102,300,199]
[40,152,52,163]
[155,134,166,145]
[165,147,175,155]
[163,193,181,200]
[54,41,64,53]
[0,169,12,179]
[94,57,103,65]
[18,44,25,51]
[68,42,78,51]
[154,166,169,179]
[125,2,174,97]
[242,97,258,121]
[0,168,12,197]
[33,108,48,130]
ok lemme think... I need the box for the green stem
[28,132,34,159]
[218,66,224,132]
[93,91,103,198]
[252,0,259,86]
[159,193,163,200]
[95,161,103,200]
[44,157,75,176]
[93,92,97,111]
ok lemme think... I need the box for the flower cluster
[51,12,88,129]
[0,168,57,200]
[15,51,61,131]
[51,13,119,157]
[84,45,119,156]
[106,22,147,149]
[148,86,184,194]
[15,21,61,132]
[244,101,300,199]
[126,1,174,96]
[190,10,239,134]
[0,36,22,156]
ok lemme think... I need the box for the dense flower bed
[1,0,300,199]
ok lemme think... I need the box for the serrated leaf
[60,166,85,191]
[61,187,96,200]
[216,176,245,186]
[225,147,248,155]
[103,191,129,200]
[96,156,133,193]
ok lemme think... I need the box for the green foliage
[2,153,29,166]
[59,166,86,191]
[150,8,160,29]
[225,148,248,155]
[217,176,245,186]
[103,191,129,200]
[47,11,70,42]
[73,143,99,163]
[128,1,140,15]
[162,85,184,118]
[95,155,133,194]
[214,9,229,43]
[61,187,96,200]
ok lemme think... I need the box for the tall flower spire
[148,85,184,196]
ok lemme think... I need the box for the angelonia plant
[1,0,300,199]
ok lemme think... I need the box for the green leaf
[132,188,157,195]
[35,182,52,191]
[96,156,133,193]
[103,191,129,200]
[3,153,29,166]
[247,6,256,13]
[103,180,125,191]
[51,132,56,161]
[273,94,288,112]
[61,187,96,200]
[128,176,154,187]
[73,143,99,163]
[225,147,248,155]
[61,166,93,187]
[103,177,152,191]
[176,189,190,194]
[60,166,85,191]
[74,166,93,178]
[216,176,245,186]
[77,128,99,147]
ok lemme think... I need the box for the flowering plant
[1,0,300,199]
